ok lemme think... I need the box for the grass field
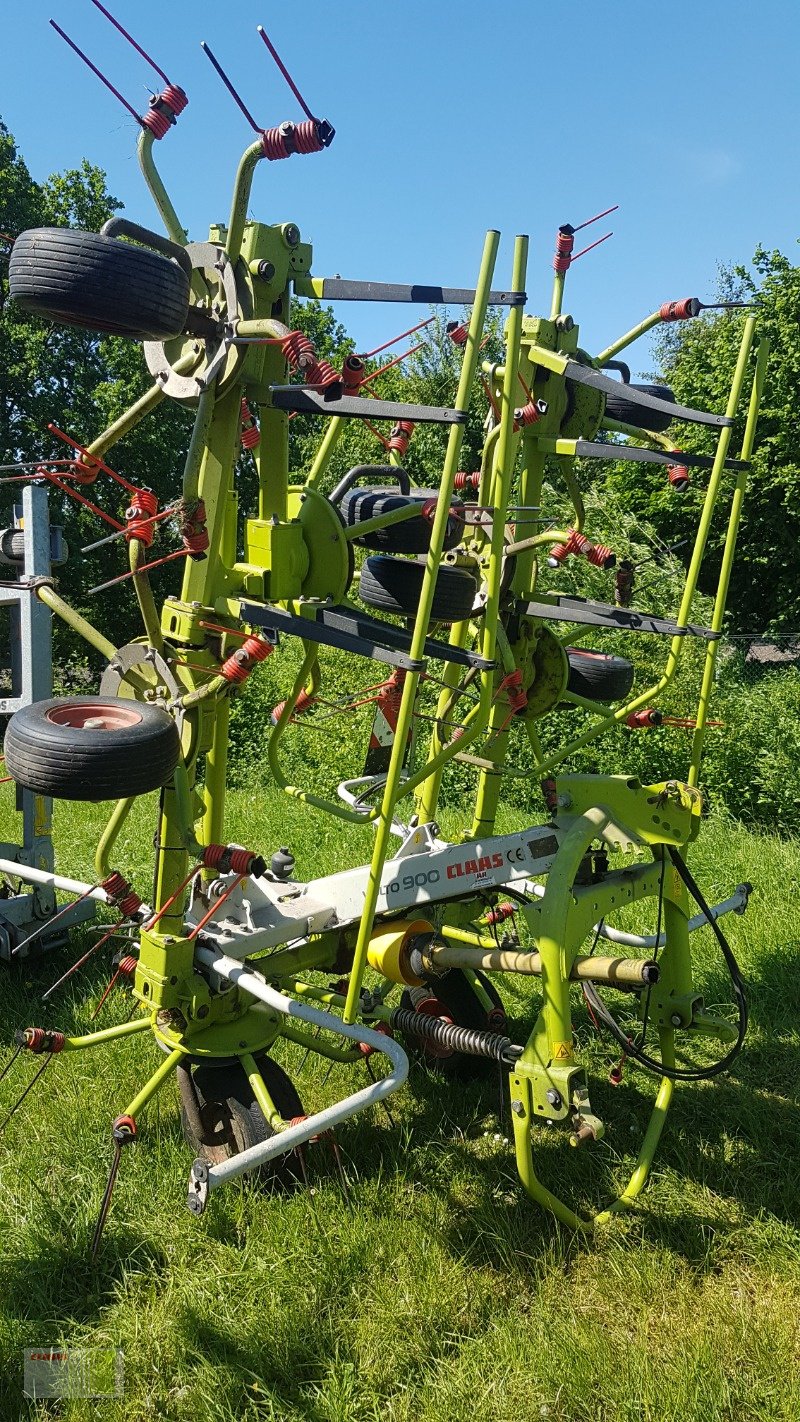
[0,785,798,1421]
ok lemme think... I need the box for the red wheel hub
[46,702,143,731]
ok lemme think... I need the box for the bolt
[511,1100,525,1117]
[545,1088,562,1109]
[670,1013,683,1027]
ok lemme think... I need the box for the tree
[601,247,800,635]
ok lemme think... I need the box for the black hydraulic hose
[583,846,748,1082]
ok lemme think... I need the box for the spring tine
[327,1134,350,1201]
[41,920,124,1001]
[88,0,172,85]
[256,25,315,120]
[90,967,122,1021]
[0,1044,22,1086]
[90,1141,123,1260]
[573,203,619,233]
[699,301,759,311]
[49,21,143,126]
[360,316,435,360]
[87,545,187,595]
[571,231,613,263]
[0,1054,54,1136]
[200,42,260,131]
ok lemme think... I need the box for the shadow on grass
[0,926,797,1307]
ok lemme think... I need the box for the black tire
[603,382,676,433]
[400,969,506,1079]
[359,555,477,623]
[9,227,190,340]
[3,696,181,801]
[180,1056,304,1191]
[566,648,634,702]
[339,487,465,554]
[0,528,68,567]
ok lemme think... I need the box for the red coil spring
[23,1026,64,1054]
[280,330,340,388]
[241,398,260,446]
[375,670,405,718]
[260,118,325,161]
[70,458,100,486]
[615,561,635,607]
[240,398,260,450]
[181,500,209,557]
[203,844,258,876]
[161,84,188,116]
[584,540,615,569]
[342,355,365,392]
[541,776,558,813]
[513,401,544,432]
[626,708,663,729]
[141,85,188,140]
[549,529,588,563]
[293,119,326,154]
[102,871,128,901]
[485,902,516,926]
[499,669,527,713]
[447,321,469,346]
[119,889,143,916]
[220,635,272,684]
[454,471,480,493]
[116,955,138,980]
[550,528,615,569]
[102,872,142,917]
[388,420,414,456]
[125,488,158,546]
[553,227,575,273]
[305,357,340,389]
[281,329,314,369]
[668,462,690,492]
[660,298,700,322]
[271,688,316,724]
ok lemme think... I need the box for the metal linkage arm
[186,949,409,1212]
[293,277,526,306]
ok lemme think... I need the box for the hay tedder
[0,7,766,1249]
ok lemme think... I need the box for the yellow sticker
[33,796,51,838]
[552,1041,573,1061]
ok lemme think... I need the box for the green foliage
[602,245,800,635]
[700,654,800,832]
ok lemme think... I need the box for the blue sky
[3,1,798,372]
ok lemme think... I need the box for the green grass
[0,785,799,1421]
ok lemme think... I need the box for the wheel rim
[45,702,144,731]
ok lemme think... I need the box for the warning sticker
[552,1041,573,1061]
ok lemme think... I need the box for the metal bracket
[296,277,526,306]
[144,243,239,401]
[564,361,732,428]
[522,594,719,639]
[268,387,466,424]
[240,599,495,670]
